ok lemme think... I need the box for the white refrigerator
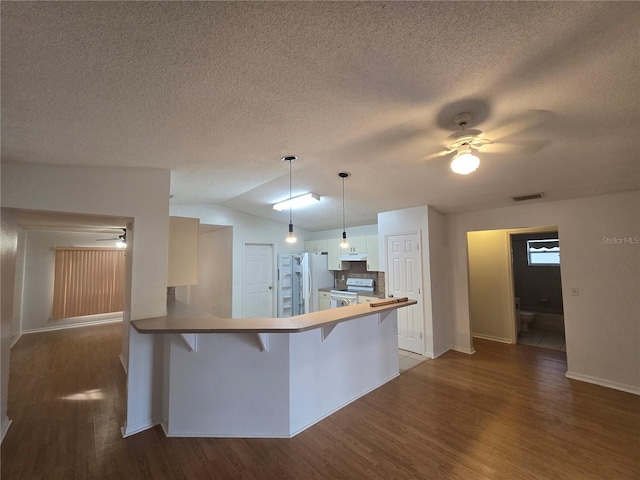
[277,253,334,317]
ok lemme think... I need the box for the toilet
[519,311,536,333]
[515,297,536,333]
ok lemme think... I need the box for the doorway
[511,230,566,351]
[243,243,275,318]
[2,209,130,444]
[467,226,567,353]
[386,233,424,354]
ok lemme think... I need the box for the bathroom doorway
[467,226,567,354]
[510,229,566,351]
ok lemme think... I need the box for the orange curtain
[52,247,125,320]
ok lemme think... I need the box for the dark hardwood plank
[2,325,639,479]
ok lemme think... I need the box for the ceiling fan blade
[482,139,551,154]
[422,150,450,161]
[488,110,556,140]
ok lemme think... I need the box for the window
[527,239,560,266]
[52,247,125,320]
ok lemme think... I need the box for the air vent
[512,193,544,202]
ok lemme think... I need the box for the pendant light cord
[289,158,293,225]
[341,175,346,232]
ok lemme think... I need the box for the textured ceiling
[2,1,639,231]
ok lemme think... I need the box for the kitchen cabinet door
[358,295,379,304]
[327,238,349,271]
[346,236,367,254]
[304,239,328,253]
[318,291,331,311]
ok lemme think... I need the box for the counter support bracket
[180,333,198,352]
[257,333,269,352]
[378,311,392,324]
[322,324,337,341]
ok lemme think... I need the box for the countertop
[132,297,416,334]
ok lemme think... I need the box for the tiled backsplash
[333,262,385,294]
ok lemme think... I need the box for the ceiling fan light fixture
[450,145,480,175]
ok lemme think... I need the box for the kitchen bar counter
[126,298,416,439]
[132,297,415,334]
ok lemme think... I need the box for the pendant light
[338,172,350,248]
[282,156,298,244]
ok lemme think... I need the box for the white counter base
[162,310,399,438]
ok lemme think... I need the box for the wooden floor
[2,323,639,479]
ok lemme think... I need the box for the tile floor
[398,349,428,372]
[517,327,566,351]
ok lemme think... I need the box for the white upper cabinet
[167,216,199,286]
[343,236,367,254]
[327,238,349,271]
[304,239,328,253]
[327,235,380,271]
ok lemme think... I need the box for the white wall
[1,209,19,440]
[1,162,171,435]
[11,227,26,346]
[378,205,435,356]
[449,190,640,393]
[427,206,454,357]
[467,229,515,343]
[20,230,124,332]
[181,227,233,318]
[305,224,378,241]
[170,204,311,318]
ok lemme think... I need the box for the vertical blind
[52,247,125,320]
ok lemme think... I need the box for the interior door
[386,233,424,354]
[243,244,274,318]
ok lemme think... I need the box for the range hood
[340,252,367,261]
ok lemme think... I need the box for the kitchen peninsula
[132,298,416,438]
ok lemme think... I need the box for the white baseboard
[1,417,12,443]
[121,417,161,438]
[565,371,640,396]
[452,345,476,355]
[473,333,513,344]
[10,333,22,348]
[165,430,291,438]
[432,344,453,359]
[22,317,122,334]
[119,353,128,374]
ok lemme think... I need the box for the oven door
[330,296,357,308]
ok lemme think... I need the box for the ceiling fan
[434,112,493,175]
[96,228,127,247]
[430,110,552,174]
